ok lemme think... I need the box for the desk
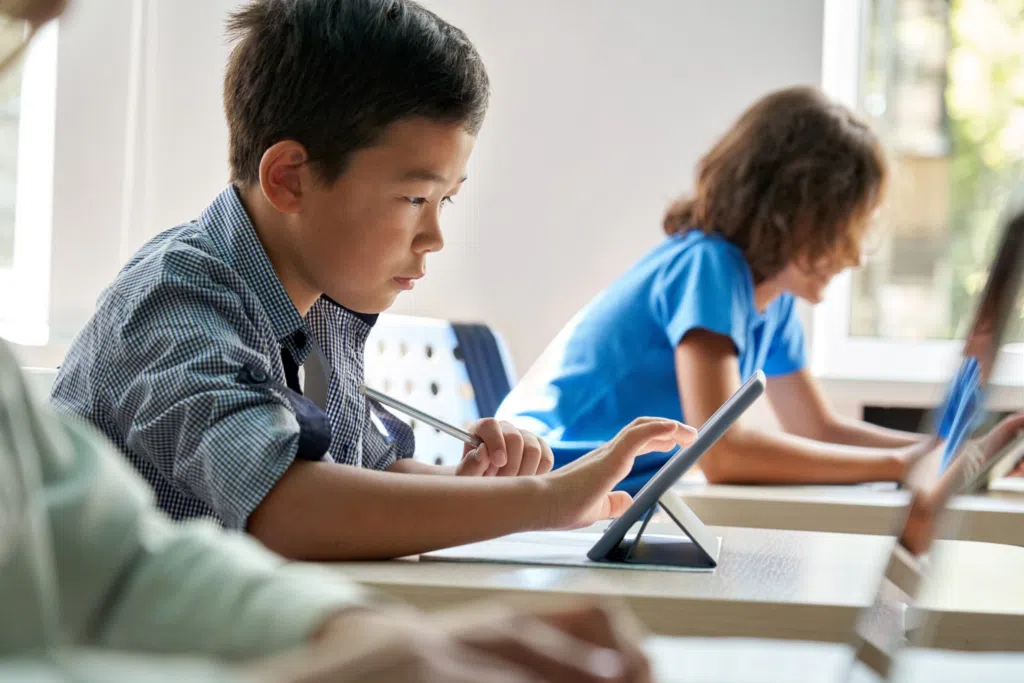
[647,637,1024,683]
[325,525,1024,652]
[674,479,1024,546]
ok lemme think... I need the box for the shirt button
[293,329,307,347]
[250,368,268,383]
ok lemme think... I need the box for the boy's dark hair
[664,86,888,283]
[225,0,490,186]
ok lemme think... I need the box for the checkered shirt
[50,186,415,529]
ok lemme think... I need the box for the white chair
[364,315,516,467]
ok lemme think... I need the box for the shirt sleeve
[52,419,368,658]
[96,273,327,530]
[3,348,369,662]
[762,295,808,377]
[0,654,253,683]
[651,241,750,354]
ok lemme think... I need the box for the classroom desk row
[326,521,1024,653]
[674,477,1024,546]
[646,637,1024,683]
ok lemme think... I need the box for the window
[0,20,24,272]
[814,0,1024,387]
[0,22,57,346]
[1,2,158,356]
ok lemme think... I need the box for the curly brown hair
[664,86,887,284]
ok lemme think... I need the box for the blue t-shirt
[498,231,806,457]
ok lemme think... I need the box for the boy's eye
[405,197,456,207]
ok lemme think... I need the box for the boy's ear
[259,140,310,214]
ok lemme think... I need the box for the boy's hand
[543,418,698,529]
[455,419,555,477]
[258,598,652,683]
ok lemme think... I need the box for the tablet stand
[601,489,721,569]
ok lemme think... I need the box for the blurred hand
[0,0,67,26]
[455,419,555,477]
[254,600,653,683]
[893,438,939,484]
[980,411,1024,466]
[1010,458,1024,477]
[545,417,698,530]
[899,489,937,557]
[0,0,67,74]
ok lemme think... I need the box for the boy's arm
[249,459,548,559]
[249,417,696,561]
[388,459,455,474]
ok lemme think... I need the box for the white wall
[407,0,826,376]
[48,0,134,342]
[47,0,238,342]
[46,0,824,384]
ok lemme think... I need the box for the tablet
[587,370,766,566]
[847,205,1024,681]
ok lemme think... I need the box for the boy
[2,1,663,680]
[50,0,696,561]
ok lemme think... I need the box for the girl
[499,86,950,492]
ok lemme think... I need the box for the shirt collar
[200,185,305,343]
[321,295,379,328]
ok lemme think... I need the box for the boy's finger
[614,420,697,458]
[472,419,508,468]
[496,426,524,476]
[517,433,544,476]
[458,446,490,476]
[537,440,555,475]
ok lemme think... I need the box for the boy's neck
[238,185,322,317]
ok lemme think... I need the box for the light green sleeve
[46,405,370,658]
[0,651,254,683]
[0,344,369,661]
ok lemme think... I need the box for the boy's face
[294,118,475,314]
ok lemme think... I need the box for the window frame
[813,0,1024,390]
[0,0,146,357]
[0,21,58,346]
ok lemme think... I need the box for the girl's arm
[677,329,926,485]
[766,369,928,448]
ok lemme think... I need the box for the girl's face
[774,254,856,304]
[775,212,876,304]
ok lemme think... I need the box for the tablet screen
[848,210,1024,681]
[587,370,766,563]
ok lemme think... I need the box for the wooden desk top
[674,478,1024,546]
[324,525,1024,652]
[647,637,1024,683]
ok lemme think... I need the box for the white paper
[422,531,719,573]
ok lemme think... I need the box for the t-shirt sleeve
[70,260,332,531]
[762,295,808,377]
[651,241,750,355]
